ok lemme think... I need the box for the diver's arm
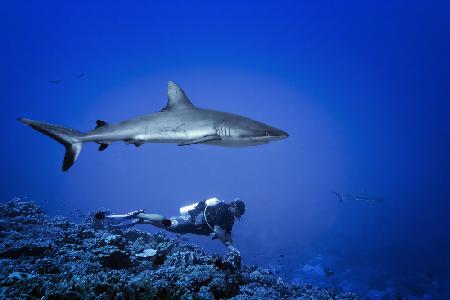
[212,225,237,252]
[219,232,239,253]
[212,225,228,242]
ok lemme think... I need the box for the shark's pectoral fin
[178,135,221,146]
[98,143,109,151]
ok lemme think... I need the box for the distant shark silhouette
[19,81,289,171]
[331,191,384,203]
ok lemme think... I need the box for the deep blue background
[2,0,450,293]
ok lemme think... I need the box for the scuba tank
[179,197,221,216]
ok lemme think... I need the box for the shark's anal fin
[95,120,108,129]
[178,135,221,146]
[98,144,109,151]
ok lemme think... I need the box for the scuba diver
[94,198,245,252]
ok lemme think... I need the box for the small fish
[323,267,334,276]
[49,80,61,83]
[76,73,85,78]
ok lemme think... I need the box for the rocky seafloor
[0,199,358,299]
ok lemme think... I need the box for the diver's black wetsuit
[96,199,242,251]
[167,201,235,236]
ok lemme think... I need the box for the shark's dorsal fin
[95,120,108,129]
[161,81,195,112]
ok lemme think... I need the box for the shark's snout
[278,129,289,139]
[271,128,289,139]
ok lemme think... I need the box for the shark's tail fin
[331,190,344,203]
[18,118,84,171]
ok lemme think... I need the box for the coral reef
[0,199,357,299]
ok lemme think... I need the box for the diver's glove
[225,242,240,255]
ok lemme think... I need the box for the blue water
[2,1,450,298]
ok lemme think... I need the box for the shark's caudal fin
[18,118,84,172]
[160,81,195,112]
[331,190,344,203]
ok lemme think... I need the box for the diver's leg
[139,215,197,234]
[136,213,165,222]
[163,217,198,234]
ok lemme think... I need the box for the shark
[331,191,384,203]
[18,81,289,171]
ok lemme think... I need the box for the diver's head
[230,199,245,219]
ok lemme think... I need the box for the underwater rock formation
[0,199,357,299]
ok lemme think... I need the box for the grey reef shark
[18,81,289,171]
